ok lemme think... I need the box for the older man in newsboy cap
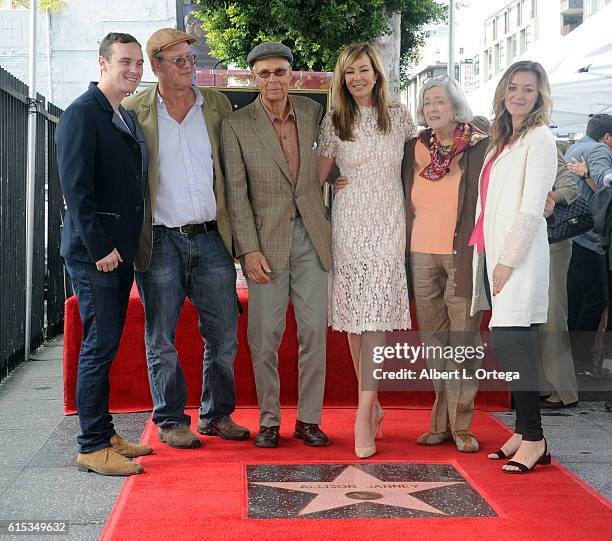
[123,28,249,449]
[222,42,332,448]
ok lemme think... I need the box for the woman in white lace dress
[318,43,415,459]
[469,61,557,473]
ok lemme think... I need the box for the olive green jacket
[122,85,233,272]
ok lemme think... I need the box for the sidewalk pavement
[0,337,610,540]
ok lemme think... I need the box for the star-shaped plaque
[254,464,461,515]
[246,463,496,519]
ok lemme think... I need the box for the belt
[155,221,217,235]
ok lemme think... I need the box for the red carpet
[64,287,508,414]
[101,409,612,541]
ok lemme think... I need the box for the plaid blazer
[222,95,331,277]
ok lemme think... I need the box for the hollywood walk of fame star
[251,465,464,516]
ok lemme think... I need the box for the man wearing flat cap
[123,28,249,449]
[222,41,332,448]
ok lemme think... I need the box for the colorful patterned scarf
[418,123,476,181]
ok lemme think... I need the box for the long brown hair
[331,42,392,141]
[489,60,552,156]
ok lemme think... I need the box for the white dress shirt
[154,88,216,227]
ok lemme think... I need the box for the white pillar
[25,0,38,361]
[448,0,456,79]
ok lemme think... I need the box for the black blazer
[56,82,148,264]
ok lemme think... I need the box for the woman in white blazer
[469,61,557,473]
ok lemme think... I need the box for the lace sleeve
[498,212,542,268]
[317,111,338,159]
[399,103,417,141]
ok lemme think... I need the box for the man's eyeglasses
[156,54,198,68]
[256,68,289,79]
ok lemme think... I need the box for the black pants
[484,262,544,441]
[567,242,608,332]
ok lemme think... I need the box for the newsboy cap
[146,28,196,59]
[247,41,293,67]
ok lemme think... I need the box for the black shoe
[541,399,578,409]
[197,416,250,441]
[293,420,330,447]
[503,439,552,474]
[254,426,280,448]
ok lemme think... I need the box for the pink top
[469,150,501,253]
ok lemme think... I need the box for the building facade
[0,0,219,108]
[470,0,611,102]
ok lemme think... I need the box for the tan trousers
[537,240,579,404]
[247,219,328,427]
[410,252,482,434]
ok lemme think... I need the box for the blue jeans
[64,258,134,453]
[135,226,239,429]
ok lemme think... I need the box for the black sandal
[503,439,551,474]
[488,449,509,460]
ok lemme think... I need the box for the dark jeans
[135,226,238,429]
[64,258,134,453]
[484,259,544,441]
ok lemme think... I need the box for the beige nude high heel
[354,421,376,459]
[372,403,384,439]
[355,444,377,459]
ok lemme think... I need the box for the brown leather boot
[159,426,201,448]
[76,448,144,476]
[110,434,153,458]
[197,416,250,441]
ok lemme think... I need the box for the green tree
[14,0,64,12]
[195,0,446,85]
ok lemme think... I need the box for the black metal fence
[0,66,66,383]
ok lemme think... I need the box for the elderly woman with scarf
[401,75,488,453]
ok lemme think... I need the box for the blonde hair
[489,60,552,155]
[331,42,391,141]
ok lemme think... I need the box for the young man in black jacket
[57,32,150,476]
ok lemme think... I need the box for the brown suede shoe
[197,416,250,441]
[416,430,453,446]
[159,426,201,449]
[454,431,479,453]
[76,448,143,476]
[110,434,153,458]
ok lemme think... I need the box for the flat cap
[146,28,196,59]
[247,41,293,68]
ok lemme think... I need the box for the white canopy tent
[466,3,612,134]
[546,4,612,134]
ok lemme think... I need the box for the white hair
[416,75,473,126]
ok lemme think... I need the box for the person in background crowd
[57,32,151,476]
[318,42,415,459]
[563,114,612,376]
[472,115,491,135]
[401,75,488,453]
[469,60,557,473]
[123,28,249,449]
[223,42,332,449]
[537,141,580,408]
